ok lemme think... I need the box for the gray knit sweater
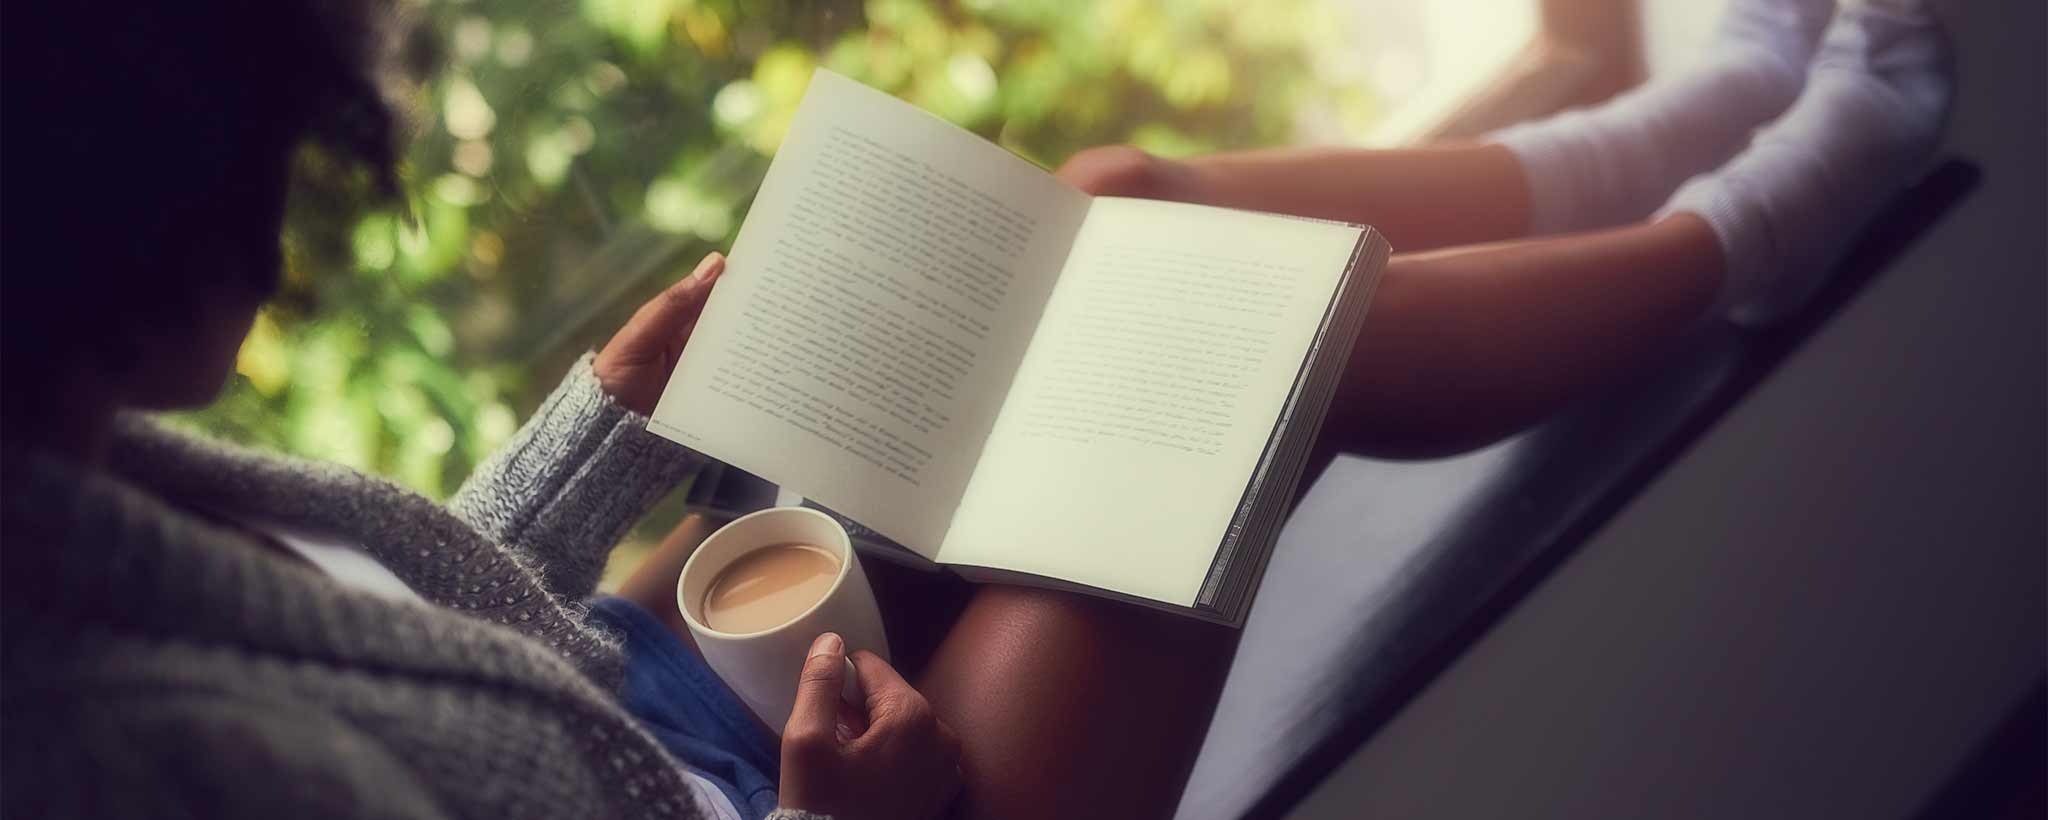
[0,356,822,820]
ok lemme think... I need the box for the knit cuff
[449,352,706,600]
[1658,174,1757,323]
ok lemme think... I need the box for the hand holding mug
[778,632,963,820]
[675,507,890,728]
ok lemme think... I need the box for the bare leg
[901,215,1722,820]
[916,587,1236,820]
[619,515,1227,820]
[1059,143,1535,253]
[621,191,1723,820]
[1320,213,1723,464]
[1056,146,1724,463]
[1181,144,1537,252]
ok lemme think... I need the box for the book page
[937,197,1363,604]
[650,70,1091,557]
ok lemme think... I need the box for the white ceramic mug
[675,506,890,731]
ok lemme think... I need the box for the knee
[967,585,1230,656]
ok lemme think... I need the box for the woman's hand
[778,633,963,820]
[594,252,725,414]
[1054,145,1203,198]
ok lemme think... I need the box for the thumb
[595,252,724,413]
[608,253,723,353]
[633,252,725,345]
[785,632,847,742]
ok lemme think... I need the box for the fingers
[670,251,726,302]
[834,696,870,743]
[849,650,917,718]
[851,651,960,768]
[783,632,848,753]
[594,252,725,413]
[780,648,962,819]
[851,651,937,747]
[619,252,724,347]
[1056,145,1185,198]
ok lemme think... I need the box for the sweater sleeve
[450,352,707,601]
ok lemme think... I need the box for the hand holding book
[650,70,1387,625]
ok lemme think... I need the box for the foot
[1491,0,1837,235]
[1663,0,1956,326]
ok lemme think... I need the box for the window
[180,0,1648,577]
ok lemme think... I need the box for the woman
[2,0,1952,818]
[628,1,1953,811]
[0,3,957,820]
[1,2,1226,818]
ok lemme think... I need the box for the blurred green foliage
[178,0,1376,499]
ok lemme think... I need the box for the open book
[649,70,1388,625]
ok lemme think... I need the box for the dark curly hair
[1,0,406,388]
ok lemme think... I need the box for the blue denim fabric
[587,596,781,819]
